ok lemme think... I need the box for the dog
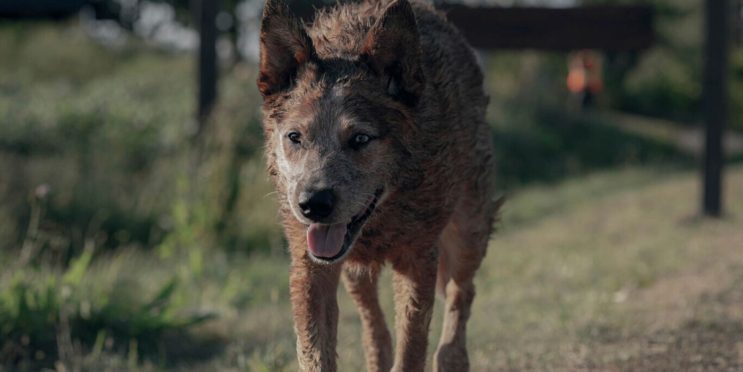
[257,0,498,370]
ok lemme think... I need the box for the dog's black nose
[298,189,335,220]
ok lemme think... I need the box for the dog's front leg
[343,267,393,372]
[289,255,342,372]
[391,249,438,372]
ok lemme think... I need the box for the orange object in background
[567,50,603,107]
[566,68,587,94]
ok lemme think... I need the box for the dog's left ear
[257,0,315,97]
[361,0,424,106]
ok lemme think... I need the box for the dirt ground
[585,235,743,371]
[455,167,743,372]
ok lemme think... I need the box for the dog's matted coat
[258,0,498,370]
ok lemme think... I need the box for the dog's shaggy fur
[257,0,498,370]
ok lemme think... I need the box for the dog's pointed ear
[257,0,315,97]
[361,0,424,105]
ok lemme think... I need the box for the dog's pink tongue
[306,223,347,258]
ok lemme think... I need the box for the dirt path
[584,223,743,371]
[604,270,743,371]
[468,166,743,371]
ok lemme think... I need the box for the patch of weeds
[0,248,215,369]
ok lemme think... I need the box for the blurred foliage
[492,108,693,188]
[0,21,281,258]
[483,51,694,190]
[0,21,131,83]
[0,22,284,367]
[583,0,742,130]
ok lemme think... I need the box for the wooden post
[195,0,218,131]
[702,0,729,217]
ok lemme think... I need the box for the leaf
[63,243,94,286]
[142,278,178,313]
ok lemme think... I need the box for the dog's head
[258,0,424,264]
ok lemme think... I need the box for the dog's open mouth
[306,188,383,263]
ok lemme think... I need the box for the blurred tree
[581,0,741,131]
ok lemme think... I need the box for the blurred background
[0,0,741,370]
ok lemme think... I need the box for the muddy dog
[257,0,498,370]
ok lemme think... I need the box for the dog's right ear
[361,0,424,106]
[257,0,315,97]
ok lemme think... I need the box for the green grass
[0,243,292,370]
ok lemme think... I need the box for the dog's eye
[287,131,302,144]
[349,133,372,150]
